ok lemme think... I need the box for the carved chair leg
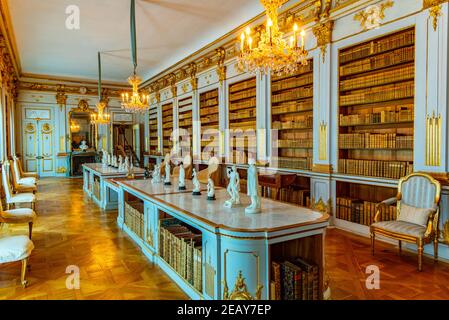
[417,241,423,272]
[31,202,35,211]
[21,258,28,288]
[434,238,439,262]
[28,222,33,240]
[371,232,375,256]
[398,241,402,255]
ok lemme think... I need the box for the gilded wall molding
[216,47,227,85]
[425,113,441,167]
[313,20,334,62]
[354,0,394,31]
[423,0,449,31]
[319,121,328,160]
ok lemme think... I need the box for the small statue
[207,175,215,201]
[152,164,162,184]
[80,140,89,152]
[192,168,201,196]
[118,155,124,172]
[124,156,130,173]
[144,166,151,180]
[245,158,261,214]
[112,155,118,168]
[178,162,186,191]
[127,159,135,179]
[164,154,171,186]
[224,165,240,208]
[102,150,108,167]
[107,154,112,166]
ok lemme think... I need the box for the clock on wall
[79,86,88,95]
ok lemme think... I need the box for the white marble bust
[152,164,162,184]
[80,140,88,151]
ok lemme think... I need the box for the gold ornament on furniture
[426,113,441,167]
[443,220,449,244]
[223,271,262,300]
[313,21,334,63]
[354,0,394,31]
[423,0,449,31]
[319,121,327,161]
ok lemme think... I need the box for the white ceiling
[8,0,264,83]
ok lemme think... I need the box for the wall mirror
[68,99,97,152]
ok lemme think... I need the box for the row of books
[124,202,145,240]
[230,108,256,121]
[271,73,313,92]
[340,64,414,91]
[201,97,219,108]
[278,148,312,158]
[272,86,313,104]
[271,259,320,300]
[201,114,219,125]
[272,100,313,115]
[339,29,415,64]
[274,157,312,170]
[276,138,312,149]
[340,80,414,106]
[340,45,414,77]
[272,118,313,130]
[159,218,203,292]
[338,159,413,179]
[178,120,192,128]
[229,88,257,102]
[229,98,257,112]
[178,112,192,120]
[264,187,310,207]
[230,79,257,93]
[339,108,414,126]
[339,133,414,149]
[200,106,218,117]
[200,90,218,101]
[336,198,397,226]
[229,120,256,130]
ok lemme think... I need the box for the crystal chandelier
[238,0,308,76]
[92,52,111,125]
[121,0,150,114]
[121,73,150,113]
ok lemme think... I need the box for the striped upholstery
[401,176,437,209]
[372,221,426,238]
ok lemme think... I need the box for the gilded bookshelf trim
[354,0,394,31]
[319,121,327,161]
[423,0,449,31]
[425,113,441,167]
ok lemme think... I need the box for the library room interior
[1,0,449,302]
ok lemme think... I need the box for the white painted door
[22,108,56,177]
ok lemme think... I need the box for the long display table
[116,178,329,300]
[83,163,145,209]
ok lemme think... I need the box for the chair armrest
[424,206,439,238]
[374,197,398,223]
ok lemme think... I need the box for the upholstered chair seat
[0,235,34,287]
[18,177,37,185]
[371,221,426,238]
[370,173,441,271]
[9,193,36,204]
[1,208,36,224]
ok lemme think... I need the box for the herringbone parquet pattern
[1,178,448,300]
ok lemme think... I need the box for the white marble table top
[116,178,207,197]
[83,163,145,176]
[152,189,328,233]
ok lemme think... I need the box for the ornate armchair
[370,173,441,271]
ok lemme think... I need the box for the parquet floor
[1,178,448,300]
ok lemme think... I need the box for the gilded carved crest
[423,0,449,30]
[354,1,394,31]
[77,99,90,112]
[313,20,334,62]
[223,271,263,300]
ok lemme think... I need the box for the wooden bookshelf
[338,28,415,179]
[200,89,219,161]
[336,181,397,226]
[229,77,257,164]
[271,60,313,170]
[178,96,193,156]
[148,106,159,155]
[162,102,174,156]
